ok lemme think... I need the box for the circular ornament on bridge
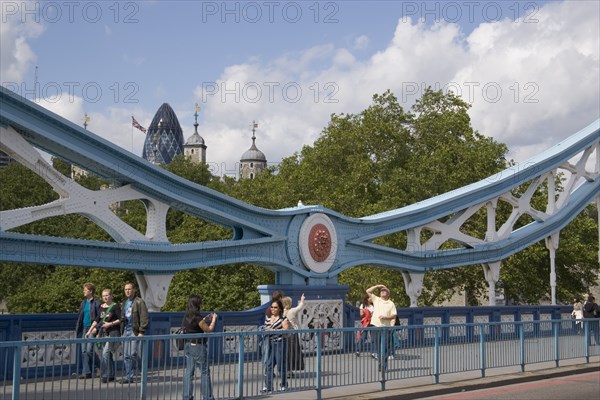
[299,213,337,273]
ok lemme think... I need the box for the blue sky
[1,1,599,178]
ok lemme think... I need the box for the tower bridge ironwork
[0,86,598,310]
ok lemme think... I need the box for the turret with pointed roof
[239,121,267,179]
[184,105,207,164]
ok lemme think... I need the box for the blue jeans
[81,328,97,375]
[586,320,600,345]
[123,327,139,380]
[355,330,372,354]
[260,334,270,376]
[183,343,213,400]
[101,340,118,379]
[265,340,287,391]
[372,328,393,370]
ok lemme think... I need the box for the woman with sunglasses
[261,299,291,393]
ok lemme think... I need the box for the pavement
[275,359,600,400]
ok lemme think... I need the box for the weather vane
[83,113,90,130]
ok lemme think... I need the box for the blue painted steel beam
[0,86,598,278]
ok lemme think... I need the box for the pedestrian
[261,299,290,393]
[119,282,149,384]
[571,296,583,334]
[366,284,397,372]
[96,288,121,383]
[282,294,305,374]
[261,290,285,382]
[355,294,374,357]
[75,282,101,379]
[583,294,600,345]
[182,294,218,400]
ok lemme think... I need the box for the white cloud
[458,0,599,162]
[0,3,44,83]
[353,35,369,50]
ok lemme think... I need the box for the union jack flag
[132,116,147,133]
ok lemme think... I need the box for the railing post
[479,324,486,378]
[519,323,525,372]
[433,326,440,384]
[237,333,244,399]
[140,338,149,400]
[316,332,322,400]
[12,343,21,400]
[380,328,387,391]
[553,320,559,368]
[584,320,590,363]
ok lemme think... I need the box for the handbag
[174,326,187,351]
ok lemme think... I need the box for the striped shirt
[265,316,286,342]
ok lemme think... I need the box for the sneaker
[370,353,378,360]
[279,386,287,392]
[260,387,271,393]
[355,351,360,357]
[119,377,133,384]
[388,355,394,360]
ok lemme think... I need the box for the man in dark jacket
[583,294,600,345]
[119,282,149,383]
[75,282,101,379]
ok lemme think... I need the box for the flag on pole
[253,121,258,128]
[132,116,147,133]
[84,114,91,123]
[195,103,201,113]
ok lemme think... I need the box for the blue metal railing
[1,318,599,400]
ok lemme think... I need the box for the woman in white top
[572,296,584,333]
[282,294,305,373]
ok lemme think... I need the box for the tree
[500,204,599,305]
[259,89,510,306]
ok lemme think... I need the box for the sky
[1,0,599,179]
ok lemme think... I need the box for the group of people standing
[177,290,307,398]
[260,290,306,393]
[75,282,148,384]
[572,294,600,344]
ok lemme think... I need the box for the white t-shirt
[370,294,397,327]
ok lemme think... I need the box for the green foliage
[163,265,274,312]
[7,267,135,313]
[164,155,214,186]
[500,204,599,305]
[0,162,58,210]
[51,157,72,177]
[341,266,410,307]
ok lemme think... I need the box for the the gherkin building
[142,103,184,165]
